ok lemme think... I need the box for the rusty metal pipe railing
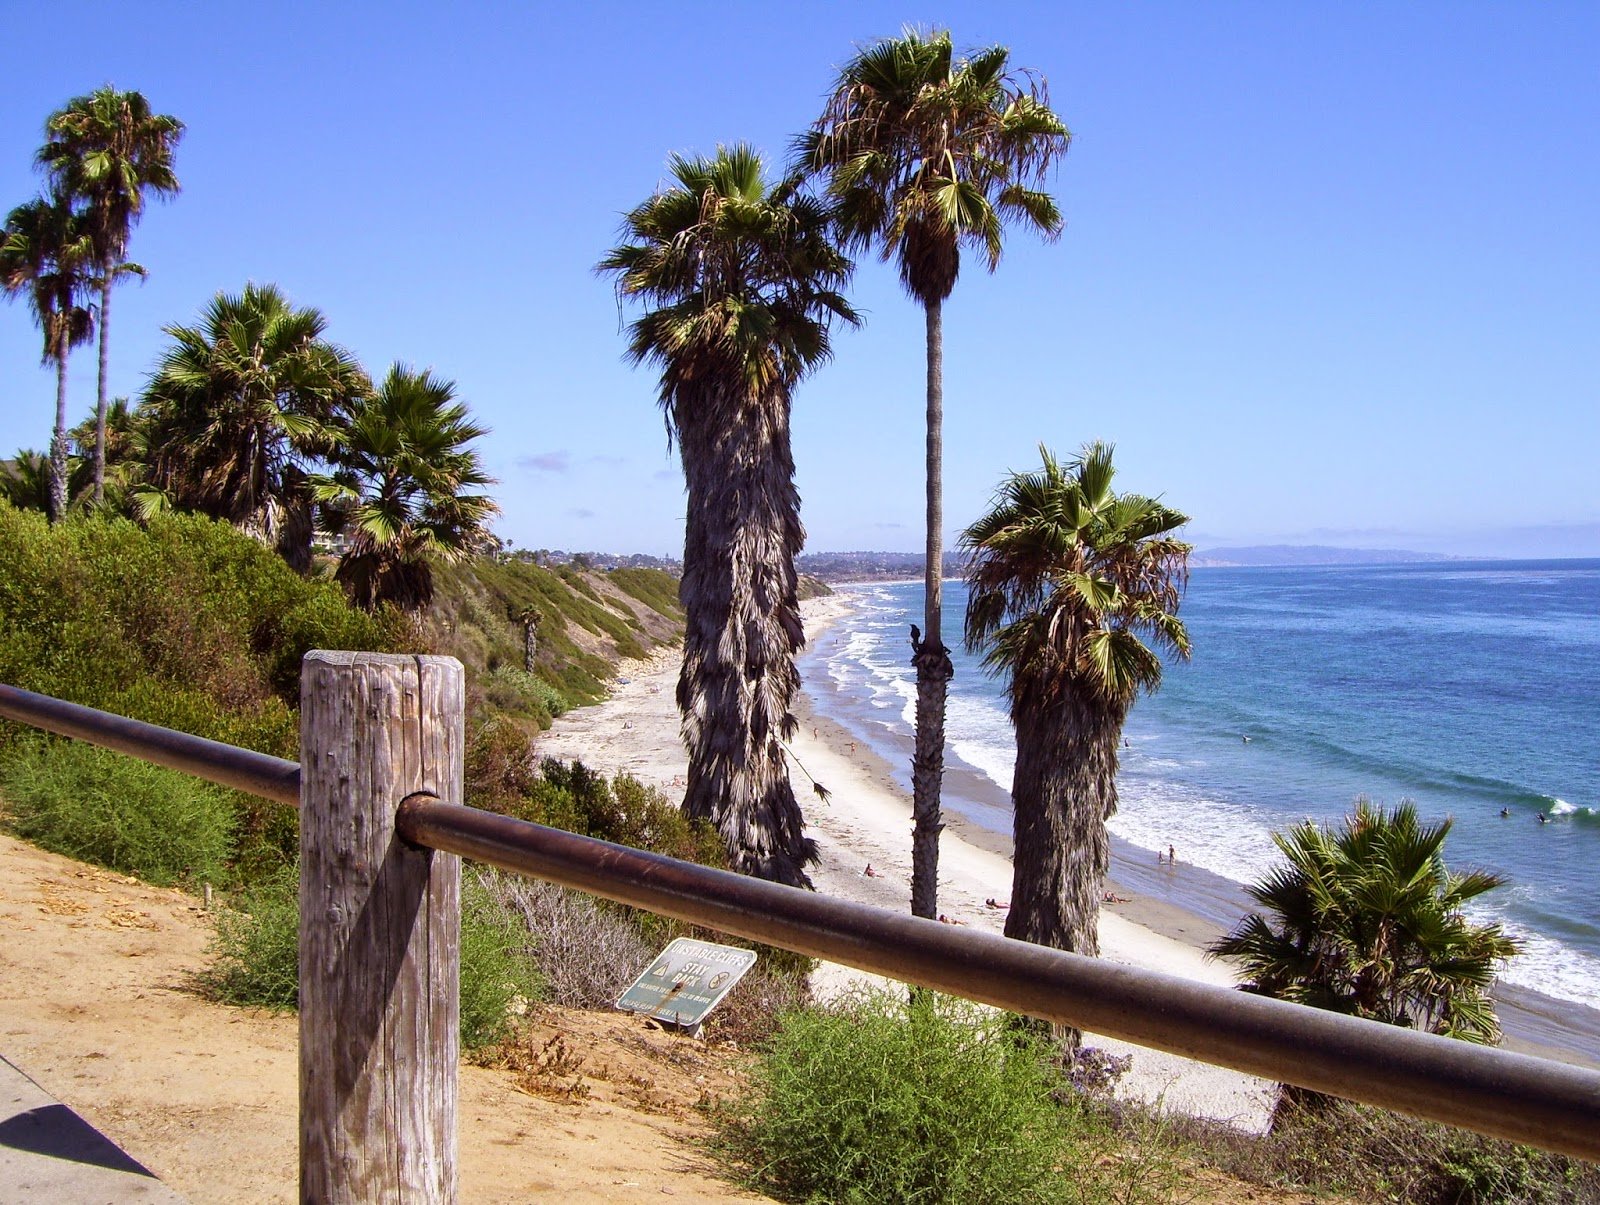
[398,797,1600,1162]
[3,683,1597,1161]
[0,682,300,806]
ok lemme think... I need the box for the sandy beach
[535,595,1280,1131]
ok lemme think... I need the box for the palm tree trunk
[910,297,952,920]
[1004,682,1126,957]
[677,381,817,888]
[48,327,71,523]
[93,263,111,505]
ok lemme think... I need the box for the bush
[480,665,558,725]
[1178,1097,1597,1204]
[718,991,1180,1204]
[202,863,543,1052]
[460,869,544,1050]
[1,738,235,887]
[203,862,300,1009]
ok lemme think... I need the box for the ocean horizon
[798,561,1600,1035]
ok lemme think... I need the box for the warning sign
[616,937,757,1030]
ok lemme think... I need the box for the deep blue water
[800,561,1600,1011]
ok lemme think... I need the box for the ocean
[798,561,1600,1021]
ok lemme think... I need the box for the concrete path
[0,1053,187,1203]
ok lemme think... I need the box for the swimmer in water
[1500,808,1511,818]
[1537,813,1549,824]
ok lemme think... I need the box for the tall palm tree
[599,145,857,888]
[962,443,1190,959]
[1,197,96,522]
[311,364,498,610]
[38,87,183,506]
[141,283,367,570]
[800,29,1070,919]
[1209,799,1520,1043]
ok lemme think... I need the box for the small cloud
[567,507,595,519]
[517,452,570,473]
[653,468,678,482]
[589,453,628,467]
[873,521,905,530]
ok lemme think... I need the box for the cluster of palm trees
[3,91,497,611]
[603,34,1516,1056]
[1,87,180,522]
[603,29,1076,897]
[604,29,1197,967]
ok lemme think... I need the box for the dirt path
[0,832,767,1202]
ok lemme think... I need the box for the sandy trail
[0,832,768,1203]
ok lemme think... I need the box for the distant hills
[1191,545,1453,568]
[495,545,1453,581]
[799,546,1455,580]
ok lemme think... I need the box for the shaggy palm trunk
[1004,680,1127,958]
[522,618,538,672]
[910,297,952,920]
[676,380,816,888]
[93,264,111,505]
[48,329,71,523]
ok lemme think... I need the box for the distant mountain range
[1191,545,1453,567]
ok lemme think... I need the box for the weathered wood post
[299,652,462,1203]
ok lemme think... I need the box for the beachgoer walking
[1168,844,1176,864]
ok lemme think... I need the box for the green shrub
[0,505,402,741]
[481,666,556,724]
[1,738,235,887]
[460,870,543,1050]
[718,992,1178,1204]
[1179,1096,1597,1204]
[202,862,300,1009]
[464,717,543,812]
[202,863,543,1051]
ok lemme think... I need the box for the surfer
[1537,813,1549,824]
[1500,808,1511,818]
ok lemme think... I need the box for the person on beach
[864,863,879,877]
[1168,844,1176,864]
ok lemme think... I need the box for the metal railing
[3,660,1598,1203]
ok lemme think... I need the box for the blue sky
[3,3,1596,558]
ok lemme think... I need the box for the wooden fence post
[299,652,462,1203]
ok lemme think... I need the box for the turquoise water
[800,561,1600,1012]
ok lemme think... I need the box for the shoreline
[531,592,1597,1130]
[796,594,1600,1070]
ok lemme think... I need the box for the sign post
[616,937,757,1033]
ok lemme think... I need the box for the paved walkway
[0,1053,187,1203]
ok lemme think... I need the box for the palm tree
[141,283,367,570]
[962,443,1190,959]
[1209,799,1521,1043]
[1,197,96,522]
[1,450,55,512]
[800,29,1070,919]
[311,364,498,610]
[38,87,183,507]
[69,397,146,514]
[599,145,857,888]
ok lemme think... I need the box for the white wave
[1548,799,1598,817]
[1482,918,1600,1013]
